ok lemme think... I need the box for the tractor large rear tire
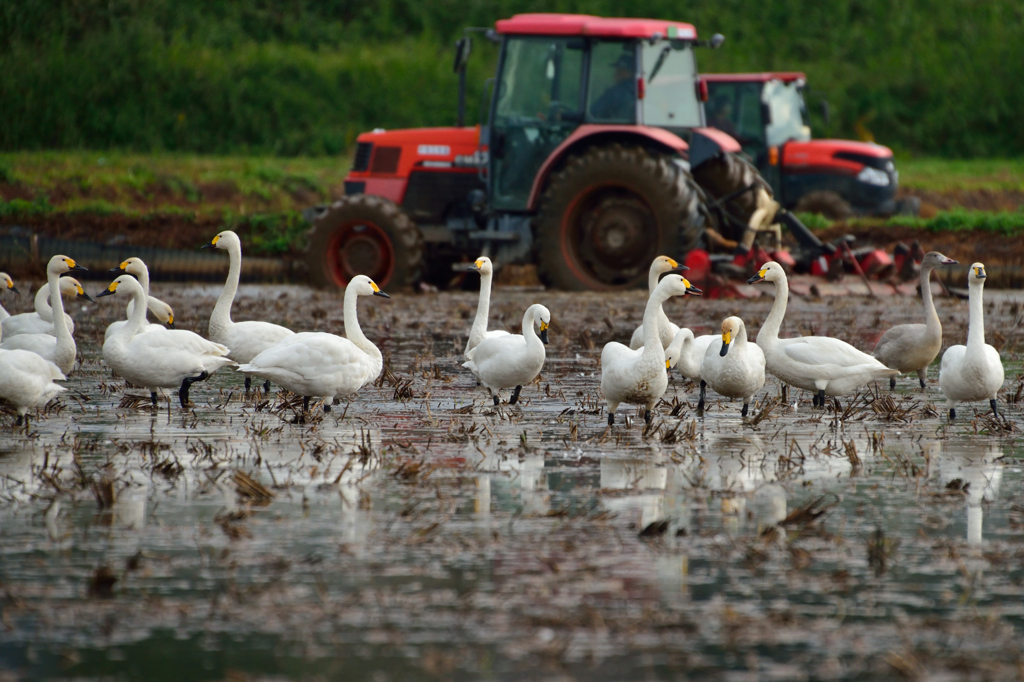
[535,144,703,291]
[691,153,772,243]
[305,195,423,290]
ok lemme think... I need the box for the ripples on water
[1,285,1023,680]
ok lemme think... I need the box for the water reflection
[936,441,1002,546]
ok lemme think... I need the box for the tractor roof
[703,72,807,84]
[495,13,697,40]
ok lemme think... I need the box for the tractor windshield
[491,36,585,210]
[763,79,811,147]
[640,40,701,129]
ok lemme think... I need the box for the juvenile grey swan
[873,251,957,390]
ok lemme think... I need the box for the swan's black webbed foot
[889,376,896,391]
[302,396,311,413]
[150,392,158,406]
[492,394,500,406]
[607,412,614,426]
[697,380,707,411]
[643,409,652,425]
[264,380,271,394]
[815,389,826,408]
[919,377,926,390]
[244,376,252,393]
[179,371,210,408]
[324,403,332,413]
[15,415,24,426]
[990,398,999,417]
[948,408,956,421]
[741,403,749,417]
[509,385,522,405]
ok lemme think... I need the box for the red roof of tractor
[703,72,807,83]
[496,13,697,40]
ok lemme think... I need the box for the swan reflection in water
[935,441,1002,546]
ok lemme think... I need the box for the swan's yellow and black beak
[109,260,129,274]
[668,258,689,274]
[719,330,732,357]
[63,257,88,273]
[370,281,390,298]
[747,268,767,284]
[974,266,987,279]
[96,281,120,298]
[201,235,220,249]
[167,314,175,329]
[6,280,19,295]
[75,283,95,302]
[539,320,549,345]
[467,259,483,272]
[683,277,702,296]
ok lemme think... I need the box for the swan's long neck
[759,276,789,344]
[920,264,940,334]
[641,291,670,362]
[47,268,72,351]
[35,284,54,322]
[648,267,661,294]
[344,288,380,359]
[211,242,240,331]
[666,328,691,360]
[138,266,151,295]
[115,282,150,342]
[966,282,986,351]
[470,270,495,346]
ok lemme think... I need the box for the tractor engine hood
[351,127,485,177]
[782,139,894,175]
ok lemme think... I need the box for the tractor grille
[352,142,373,172]
[370,146,402,174]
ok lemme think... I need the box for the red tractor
[703,72,919,219]
[306,14,824,291]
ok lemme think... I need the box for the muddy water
[2,282,1023,681]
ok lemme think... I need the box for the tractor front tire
[536,144,703,291]
[794,191,854,221]
[305,195,423,290]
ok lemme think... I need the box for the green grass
[888,209,1024,236]
[896,158,1024,193]
[0,151,351,214]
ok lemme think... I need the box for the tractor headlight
[857,166,890,187]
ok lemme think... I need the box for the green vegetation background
[2,0,1023,157]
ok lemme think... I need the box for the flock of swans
[0,231,1008,428]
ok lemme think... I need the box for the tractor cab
[704,73,909,218]
[489,15,705,211]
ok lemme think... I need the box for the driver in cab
[590,53,636,121]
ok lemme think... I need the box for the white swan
[466,256,510,352]
[99,275,235,407]
[629,255,686,350]
[1,276,89,338]
[673,332,718,382]
[104,257,176,342]
[699,316,766,417]
[874,251,958,390]
[463,303,551,406]
[0,323,66,426]
[939,263,1004,421]
[602,274,701,426]
[0,256,86,374]
[237,275,389,413]
[0,272,18,322]
[747,261,898,406]
[203,230,295,392]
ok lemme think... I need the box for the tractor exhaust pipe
[454,37,472,127]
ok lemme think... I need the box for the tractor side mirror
[453,37,472,73]
[710,33,725,49]
[819,99,831,126]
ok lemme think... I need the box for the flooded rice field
[2,281,1024,681]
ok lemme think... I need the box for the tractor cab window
[640,40,701,129]
[705,81,768,158]
[763,79,811,147]
[491,37,585,210]
[587,42,637,123]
